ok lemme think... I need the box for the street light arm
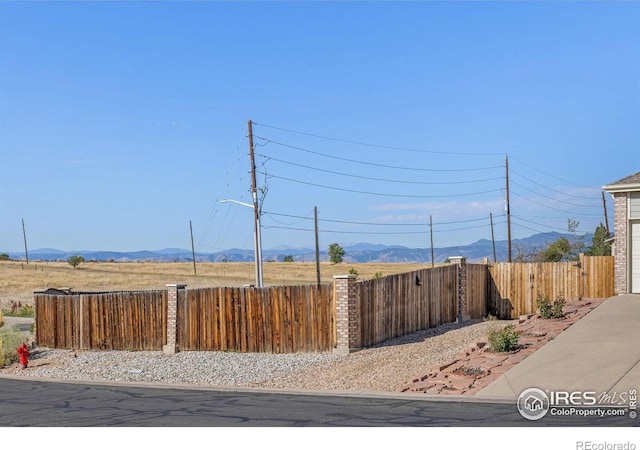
[219,198,264,287]
[219,199,254,209]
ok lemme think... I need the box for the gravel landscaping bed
[0,318,512,392]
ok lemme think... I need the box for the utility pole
[602,191,610,234]
[490,212,497,263]
[190,220,197,275]
[314,206,321,285]
[22,219,29,265]
[429,215,435,268]
[248,120,264,287]
[505,156,512,263]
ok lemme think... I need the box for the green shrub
[0,325,28,368]
[2,302,35,318]
[488,325,519,352]
[537,293,566,319]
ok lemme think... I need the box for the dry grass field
[0,260,428,308]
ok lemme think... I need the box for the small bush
[488,325,519,352]
[537,293,566,319]
[0,325,28,367]
[2,302,35,318]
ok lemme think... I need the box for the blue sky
[1,1,638,254]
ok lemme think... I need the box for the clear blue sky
[1,1,638,254]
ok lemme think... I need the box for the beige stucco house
[603,172,640,294]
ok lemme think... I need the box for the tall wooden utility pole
[314,206,321,285]
[602,191,610,234]
[429,215,435,268]
[248,120,263,287]
[505,156,512,263]
[22,219,29,265]
[190,220,197,275]
[490,213,497,263]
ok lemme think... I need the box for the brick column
[612,192,628,294]
[333,274,359,354]
[163,284,186,354]
[452,257,470,323]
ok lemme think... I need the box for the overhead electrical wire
[257,154,504,185]
[259,171,504,198]
[509,155,597,190]
[510,192,604,217]
[510,168,602,201]
[203,121,609,252]
[252,121,505,156]
[510,215,576,232]
[509,180,601,209]
[263,210,493,227]
[263,221,499,235]
[254,136,503,173]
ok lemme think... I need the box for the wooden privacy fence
[34,290,167,350]
[487,255,615,319]
[355,266,458,348]
[33,255,614,352]
[35,285,334,353]
[177,285,334,353]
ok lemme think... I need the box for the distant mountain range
[4,232,592,263]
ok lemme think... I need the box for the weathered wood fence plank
[34,256,612,352]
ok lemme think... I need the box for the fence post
[163,284,186,355]
[333,274,359,354]
[453,257,471,323]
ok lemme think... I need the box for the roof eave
[602,183,640,193]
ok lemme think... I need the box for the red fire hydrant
[17,343,29,369]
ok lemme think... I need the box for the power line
[510,215,574,232]
[509,180,602,208]
[259,171,504,198]
[254,136,504,173]
[510,191,604,217]
[264,221,500,235]
[263,210,495,227]
[258,153,504,185]
[252,121,505,156]
[510,168,601,200]
[509,156,598,190]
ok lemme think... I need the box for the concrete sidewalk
[475,294,640,401]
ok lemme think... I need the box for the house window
[630,192,640,219]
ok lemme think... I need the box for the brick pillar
[163,284,186,354]
[333,274,359,354]
[612,193,628,294]
[452,257,470,322]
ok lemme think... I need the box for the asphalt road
[0,379,635,427]
[0,316,33,333]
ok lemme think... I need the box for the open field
[0,260,430,307]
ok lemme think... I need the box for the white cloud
[369,198,506,223]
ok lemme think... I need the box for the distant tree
[535,237,573,262]
[67,255,85,270]
[567,219,587,256]
[0,253,9,261]
[585,223,612,256]
[282,255,294,262]
[328,243,345,264]
[535,218,587,262]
